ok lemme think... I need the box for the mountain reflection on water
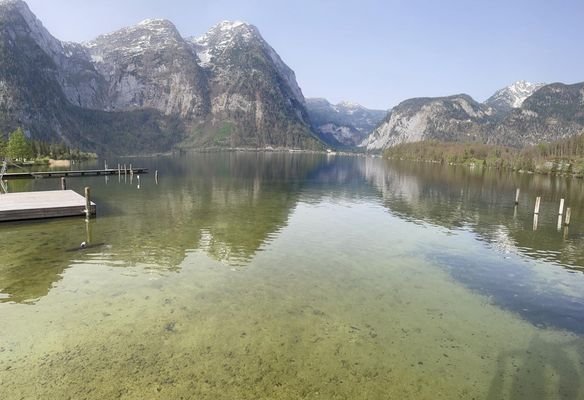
[0,153,583,335]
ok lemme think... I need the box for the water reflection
[0,153,332,303]
[360,158,584,270]
[1,153,584,337]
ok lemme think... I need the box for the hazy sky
[24,0,584,109]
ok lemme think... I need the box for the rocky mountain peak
[84,18,183,55]
[485,80,545,114]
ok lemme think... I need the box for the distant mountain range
[305,98,386,147]
[0,0,582,154]
[363,81,584,151]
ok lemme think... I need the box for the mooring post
[558,198,565,215]
[534,196,541,215]
[533,214,539,231]
[60,177,66,190]
[85,218,92,245]
[564,207,571,226]
[155,170,159,184]
[130,164,133,176]
[84,186,91,219]
[514,188,520,205]
[104,161,108,170]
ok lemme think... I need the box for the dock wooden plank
[0,190,96,222]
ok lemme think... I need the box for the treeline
[383,132,584,177]
[0,128,96,162]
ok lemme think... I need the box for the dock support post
[515,188,520,205]
[558,198,565,215]
[534,196,541,215]
[564,207,571,226]
[84,186,91,219]
[60,177,66,190]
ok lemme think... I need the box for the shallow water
[1,153,583,399]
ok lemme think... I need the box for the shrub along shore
[383,133,584,178]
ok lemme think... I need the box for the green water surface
[1,153,583,399]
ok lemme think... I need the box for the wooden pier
[3,168,148,180]
[0,190,96,222]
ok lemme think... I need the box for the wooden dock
[3,168,148,180]
[0,190,96,222]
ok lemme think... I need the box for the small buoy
[80,241,87,249]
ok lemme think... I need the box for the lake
[1,152,583,399]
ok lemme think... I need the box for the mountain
[492,82,584,147]
[305,98,386,147]
[363,94,495,150]
[187,21,317,148]
[363,81,584,151]
[485,80,545,116]
[0,1,322,154]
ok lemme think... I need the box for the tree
[0,135,6,158]
[7,128,32,161]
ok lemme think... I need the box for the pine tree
[7,128,32,161]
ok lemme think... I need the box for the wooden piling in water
[533,214,539,231]
[558,198,565,215]
[515,188,520,205]
[564,207,571,226]
[84,187,91,219]
[534,196,541,215]
[155,170,158,184]
[60,177,66,190]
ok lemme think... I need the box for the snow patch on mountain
[486,80,545,112]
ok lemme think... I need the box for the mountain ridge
[0,0,322,154]
[363,80,584,151]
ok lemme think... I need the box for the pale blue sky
[25,0,584,110]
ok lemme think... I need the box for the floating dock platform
[3,168,148,180]
[0,190,96,222]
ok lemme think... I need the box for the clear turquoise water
[1,153,583,399]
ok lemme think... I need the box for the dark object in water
[66,243,106,252]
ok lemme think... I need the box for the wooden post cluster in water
[515,188,574,230]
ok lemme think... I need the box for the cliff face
[364,95,495,150]
[0,1,321,154]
